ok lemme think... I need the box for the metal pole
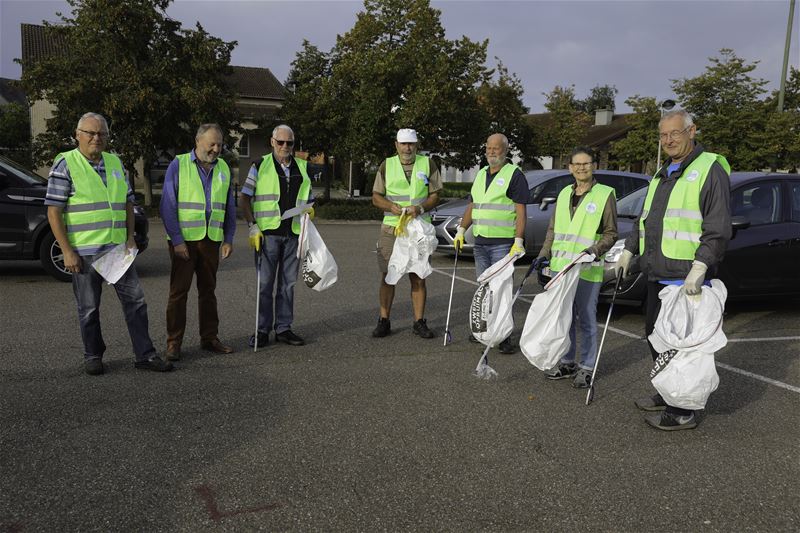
[348,160,353,197]
[777,0,797,112]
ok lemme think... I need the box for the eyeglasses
[570,162,592,168]
[78,129,108,139]
[659,126,690,141]
[274,139,294,147]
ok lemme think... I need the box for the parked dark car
[599,172,800,305]
[431,169,650,257]
[0,155,149,282]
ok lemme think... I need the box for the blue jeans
[560,278,601,370]
[255,235,299,334]
[474,243,511,279]
[71,255,155,362]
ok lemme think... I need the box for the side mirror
[539,196,557,211]
[731,215,750,239]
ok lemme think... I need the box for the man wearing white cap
[371,128,442,338]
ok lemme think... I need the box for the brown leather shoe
[165,344,181,361]
[201,338,234,354]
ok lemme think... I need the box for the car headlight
[605,239,625,263]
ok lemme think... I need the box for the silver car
[430,169,651,257]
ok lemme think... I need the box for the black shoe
[572,368,592,389]
[84,359,104,376]
[248,332,270,348]
[276,330,305,346]
[468,333,480,344]
[134,356,174,372]
[372,317,391,338]
[645,411,697,431]
[498,337,517,354]
[412,318,435,339]
[635,393,667,412]
[544,362,578,380]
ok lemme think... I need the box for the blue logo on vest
[586,202,597,214]
[112,170,123,180]
[496,178,505,186]
[686,170,700,182]
[416,171,429,185]
[218,171,227,183]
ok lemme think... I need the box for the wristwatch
[418,205,425,215]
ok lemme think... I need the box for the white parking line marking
[432,267,800,395]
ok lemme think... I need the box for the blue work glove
[532,256,549,272]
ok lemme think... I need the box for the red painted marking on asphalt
[194,485,283,522]
[1,523,24,533]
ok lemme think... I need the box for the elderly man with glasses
[616,109,731,431]
[45,112,173,375]
[534,147,618,387]
[159,124,237,360]
[240,124,313,348]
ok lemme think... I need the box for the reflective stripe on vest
[550,183,614,282]
[382,155,431,227]
[58,149,128,250]
[639,152,730,260]
[470,163,518,239]
[175,153,231,242]
[254,154,311,235]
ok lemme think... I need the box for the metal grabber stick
[586,268,624,405]
[443,247,460,346]
[254,246,262,352]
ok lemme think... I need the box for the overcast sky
[1,0,798,112]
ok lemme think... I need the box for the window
[529,176,573,203]
[238,133,249,158]
[731,181,782,226]
[791,181,800,222]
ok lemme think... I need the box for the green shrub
[441,182,473,199]
[315,198,382,220]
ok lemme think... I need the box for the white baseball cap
[396,128,418,143]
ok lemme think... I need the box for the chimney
[594,108,613,126]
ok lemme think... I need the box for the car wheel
[39,231,72,282]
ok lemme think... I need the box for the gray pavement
[1,220,799,532]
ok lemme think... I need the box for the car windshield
[0,156,47,185]
[617,186,647,218]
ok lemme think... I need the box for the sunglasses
[274,139,294,147]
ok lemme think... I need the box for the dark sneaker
[248,332,270,348]
[645,411,697,431]
[372,318,391,338]
[412,318,435,339]
[134,356,174,372]
[634,393,667,412]
[84,359,104,376]
[572,368,592,389]
[276,330,305,346]
[468,334,480,344]
[544,362,578,380]
[498,337,517,354]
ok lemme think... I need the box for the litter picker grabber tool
[586,268,624,405]
[473,256,538,380]
[253,247,262,352]
[443,248,460,346]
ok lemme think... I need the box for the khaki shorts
[376,224,431,275]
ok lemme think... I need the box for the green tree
[609,95,659,174]
[578,84,618,113]
[672,49,768,170]
[0,102,32,166]
[757,67,800,172]
[17,0,240,205]
[537,85,591,167]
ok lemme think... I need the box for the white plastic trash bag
[469,254,519,347]
[297,214,338,291]
[385,218,437,285]
[648,279,728,410]
[519,264,582,370]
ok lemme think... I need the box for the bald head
[486,133,509,170]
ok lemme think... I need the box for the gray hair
[659,109,694,129]
[488,132,509,152]
[196,123,223,140]
[76,112,109,133]
[272,124,294,139]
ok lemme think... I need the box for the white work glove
[615,249,633,278]
[509,237,525,257]
[453,226,466,252]
[248,223,263,252]
[683,261,708,296]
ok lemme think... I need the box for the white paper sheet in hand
[92,243,138,284]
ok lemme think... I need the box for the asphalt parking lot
[1,220,798,532]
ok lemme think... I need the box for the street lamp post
[656,99,676,172]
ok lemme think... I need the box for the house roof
[0,78,27,105]
[525,112,634,148]
[20,24,285,101]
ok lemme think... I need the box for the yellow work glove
[453,226,466,252]
[509,237,525,257]
[394,208,410,237]
[248,223,262,252]
[615,249,633,278]
[302,206,315,220]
